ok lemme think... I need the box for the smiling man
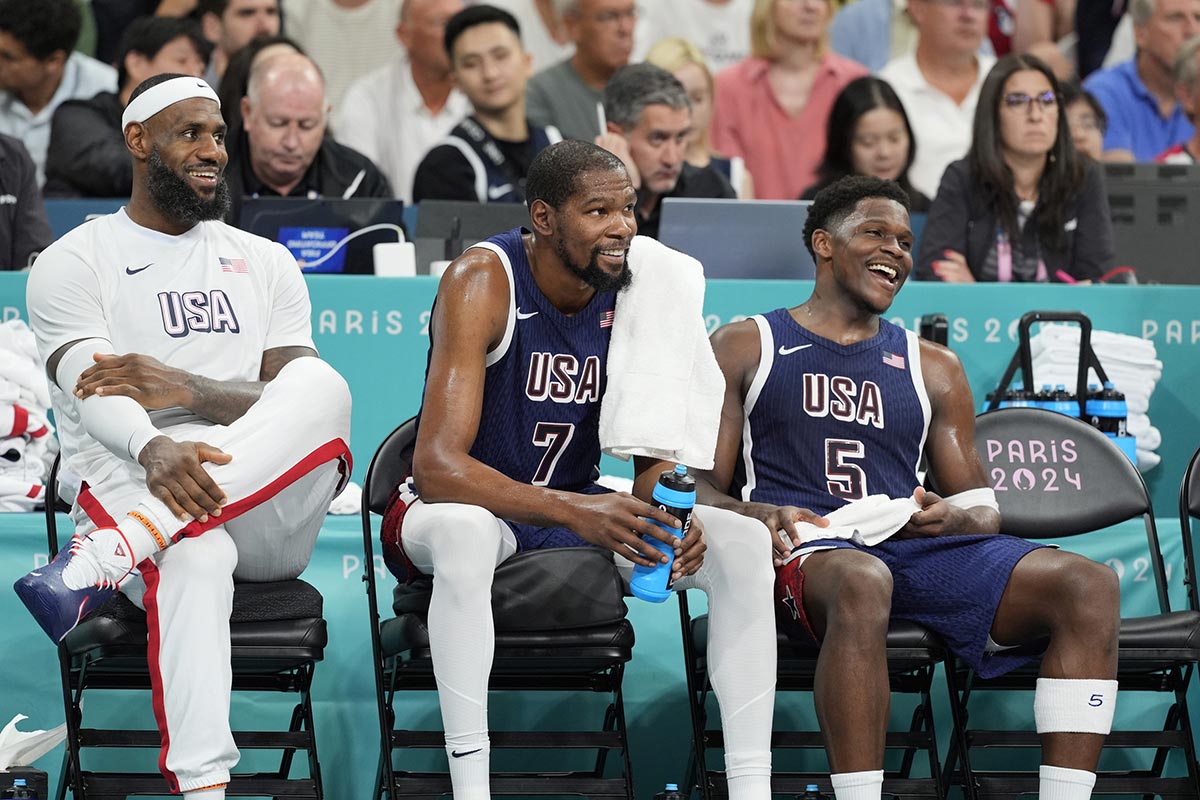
[224,50,391,224]
[394,138,777,799]
[16,73,351,799]
[412,4,562,203]
[697,175,1122,800]
[595,62,733,240]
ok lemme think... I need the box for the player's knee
[824,557,892,628]
[169,531,238,585]
[422,504,505,585]
[1058,558,1120,631]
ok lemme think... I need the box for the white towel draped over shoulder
[599,235,725,469]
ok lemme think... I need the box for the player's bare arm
[696,318,828,561]
[412,247,681,568]
[71,344,317,424]
[897,339,1001,539]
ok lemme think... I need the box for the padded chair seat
[1116,611,1200,653]
[62,579,328,660]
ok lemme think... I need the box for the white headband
[121,77,221,130]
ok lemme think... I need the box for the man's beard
[555,239,633,292]
[146,148,231,225]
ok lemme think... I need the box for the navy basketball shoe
[14,527,138,642]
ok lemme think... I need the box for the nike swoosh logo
[778,344,813,355]
[516,308,539,320]
[125,263,152,275]
[451,748,482,758]
[487,183,514,200]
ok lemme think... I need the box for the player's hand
[75,353,194,410]
[671,512,707,581]
[137,436,232,523]
[896,487,963,538]
[593,132,641,189]
[570,491,682,568]
[931,249,975,283]
[743,503,828,565]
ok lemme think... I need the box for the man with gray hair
[1083,0,1200,161]
[594,62,734,240]
[1156,34,1200,161]
[223,50,391,224]
[525,0,638,140]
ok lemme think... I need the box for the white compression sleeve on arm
[56,339,162,462]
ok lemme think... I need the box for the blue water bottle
[1086,381,1136,463]
[654,783,685,800]
[629,464,695,603]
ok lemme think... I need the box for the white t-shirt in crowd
[636,0,753,71]
[25,209,314,485]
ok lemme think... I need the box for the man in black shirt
[595,62,734,240]
[412,5,560,204]
[224,50,391,224]
[0,133,50,269]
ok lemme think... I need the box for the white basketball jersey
[26,208,315,484]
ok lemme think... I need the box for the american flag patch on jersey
[882,351,905,369]
[600,310,615,328]
[219,257,249,273]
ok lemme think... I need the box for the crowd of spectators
[1,0,1198,281]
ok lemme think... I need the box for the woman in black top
[801,76,930,212]
[916,53,1115,283]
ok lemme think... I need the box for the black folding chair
[42,456,327,799]
[945,407,1200,799]
[360,417,637,799]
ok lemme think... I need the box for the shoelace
[67,536,125,589]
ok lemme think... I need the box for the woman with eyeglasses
[916,53,1115,282]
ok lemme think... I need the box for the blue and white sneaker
[14,527,138,643]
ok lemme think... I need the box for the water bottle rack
[986,310,1108,418]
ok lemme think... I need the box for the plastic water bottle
[3,779,35,799]
[1046,384,1077,416]
[653,783,685,800]
[799,783,827,800]
[1086,381,1136,463]
[629,464,695,603]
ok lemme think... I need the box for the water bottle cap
[13,780,26,787]
[806,784,820,792]
[674,464,687,475]
[1103,380,1114,389]
[666,784,679,791]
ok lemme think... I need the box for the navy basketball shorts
[502,482,613,551]
[775,534,1047,679]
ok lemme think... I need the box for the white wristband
[943,487,999,512]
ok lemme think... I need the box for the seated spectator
[282,0,405,112]
[1011,0,1076,80]
[525,0,637,141]
[640,0,754,72]
[224,51,392,224]
[0,0,117,187]
[917,54,1115,282]
[802,75,930,212]
[413,6,561,203]
[0,133,52,270]
[712,0,867,200]
[829,0,994,73]
[1083,0,1200,162]
[216,34,305,138]
[1157,34,1200,162]
[645,36,754,197]
[596,62,734,240]
[198,0,281,87]
[44,16,210,197]
[334,0,469,204]
[880,0,996,198]
[1060,81,1108,160]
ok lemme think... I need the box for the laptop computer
[657,198,816,280]
[239,197,406,274]
[1103,162,1200,284]
[413,199,530,271]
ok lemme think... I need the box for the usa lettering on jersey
[525,352,601,404]
[158,290,241,338]
[802,373,885,428]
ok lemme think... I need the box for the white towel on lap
[599,235,725,469]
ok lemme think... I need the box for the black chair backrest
[975,407,1150,538]
[363,416,418,516]
[1184,445,1200,520]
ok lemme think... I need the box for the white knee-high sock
[1039,765,1096,800]
[678,507,777,800]
[831,770,884,800]
[183,788,225,799]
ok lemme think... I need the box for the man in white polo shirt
[879,0,996,198]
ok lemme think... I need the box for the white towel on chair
[599,235,725,469]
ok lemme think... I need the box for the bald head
[241,51,329,194]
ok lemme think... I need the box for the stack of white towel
[1028,325,1162,471]
[0,320,55,511]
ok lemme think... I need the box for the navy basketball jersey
[733,310,931,516]
[460,228,616,490]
